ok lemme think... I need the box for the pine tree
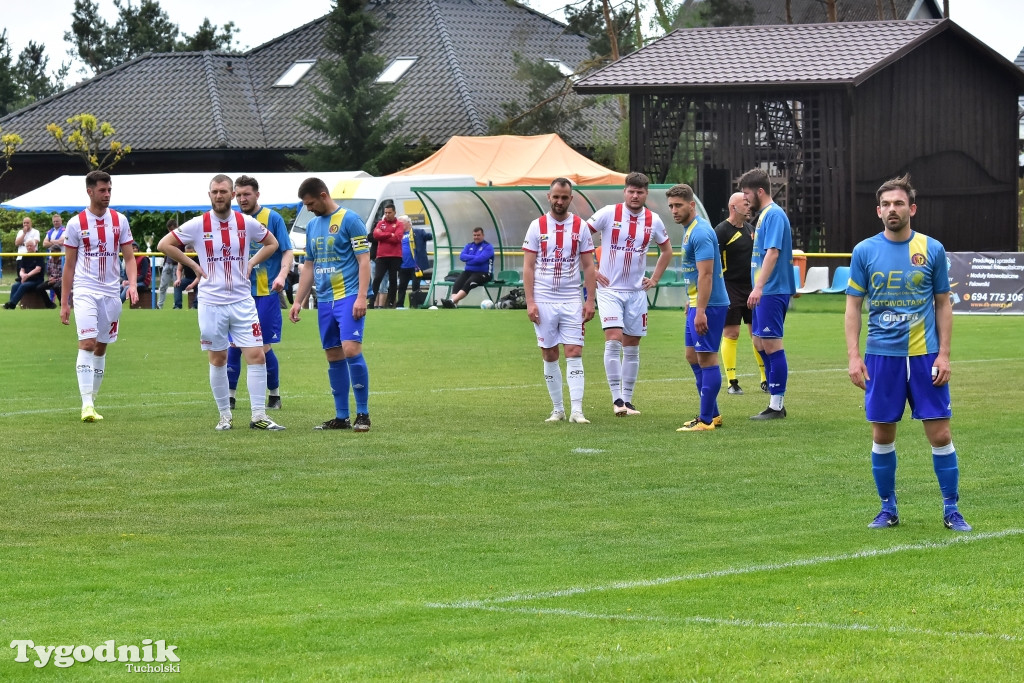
[297,0,410,175]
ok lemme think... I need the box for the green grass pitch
[2,297,1023,680]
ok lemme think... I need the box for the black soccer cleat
[267,395,282,410]
[314,417,351,430]
[353,413,371,432]
[750,406,787,420]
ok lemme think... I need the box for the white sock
[566,356,584,413]
[92,354,106,400]
[770,393,785,411]
[248,363,268,417]
[604,340,622,402]
[543,360,563,412]
[210,364,231,414]
[268,387,280,397]
[229,389,237,399]
[621,345,640,403]
[77,349,95,407]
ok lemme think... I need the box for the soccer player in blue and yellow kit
[845,174,971,532]
[668,184,730,432]
[741,168,796,420]
[227,175,293,411]
[290,177,373,432]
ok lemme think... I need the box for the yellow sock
[753,337,766,383]
[721,336,738,383]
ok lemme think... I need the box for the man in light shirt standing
[158,174,283,432]
[60,171,138,423]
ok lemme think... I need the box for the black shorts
[725,280,752,326]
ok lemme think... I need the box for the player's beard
[884,213,910,233]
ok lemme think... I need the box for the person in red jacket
[371,202,403,308]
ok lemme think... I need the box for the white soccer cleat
[250,415,286,431]
[545,410,566,422]
[215,414,233,431]
[569,412,590,424]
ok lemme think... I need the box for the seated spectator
[442,227,494,308]
[4,239,48,308]
[39,247,64,306]
[42,214,66,305]
[174,259,198,309]
[120,244,151,302]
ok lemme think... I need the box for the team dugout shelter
[413,184,709,307]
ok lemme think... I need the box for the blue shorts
[685,305,728,353]
[317,295,366,350]
[254,294,283,344]
[752,294,789,339]
[864,353,952,423]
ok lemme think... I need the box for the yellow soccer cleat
[81,405,103,422]
[677,419,716,432]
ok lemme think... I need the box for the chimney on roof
[226,61,233,72]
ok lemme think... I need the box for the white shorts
[533,300,585,348]
[596,288,648,337]
[198,299,263,351]
[73,291,123,343]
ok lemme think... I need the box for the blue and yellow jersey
[847,231,949,357]
[751,203,795,295]
[247,207,292,296]
[304,207,370,302]
[680,216,730,308]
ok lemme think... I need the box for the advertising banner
[948,252,1024,314]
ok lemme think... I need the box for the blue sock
[348,353,370,414]
[932,444,960,514]
[700,364,722,424]
[327,359,350,419]
[226,346,242,390]
[265,348,279,391]
[871,443,898,512]
[759,349,772,386]
[689,362,703,397]
[767,349,788,395]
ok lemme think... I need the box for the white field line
[427,528,1024,609]
[2,357,1021,418]
[468,605,1020,642]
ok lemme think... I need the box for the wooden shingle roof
[575,20,1024,94]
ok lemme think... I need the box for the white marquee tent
[1,171,370,213]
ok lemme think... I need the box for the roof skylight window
[376,58,418,83]
[546,59,574,77]
[274,60,315,87]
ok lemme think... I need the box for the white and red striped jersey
[172,211,269,305]
[587,203,669,291]
[523,213,594,303]
[63,209,134,297]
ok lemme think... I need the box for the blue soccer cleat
[868,510,899,528]
[943,510,973,532]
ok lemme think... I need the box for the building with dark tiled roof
[575,19,1024,253]
[0,0,615,199]
[738,0,942,24]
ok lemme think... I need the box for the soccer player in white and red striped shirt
[60,171,138,423]
[586,172,673,417]
[523,178,597,424]
[158,175,282,432]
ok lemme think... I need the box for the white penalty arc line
[427,528,1024,609]
[469,606,1020,642]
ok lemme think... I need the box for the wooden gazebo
[575,20,1024,252]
